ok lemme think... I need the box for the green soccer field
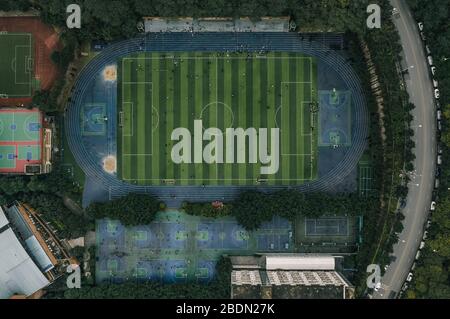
[117,52,318,186]
[0,33,33,97]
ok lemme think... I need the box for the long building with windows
[0,202,70,299]
[230,254,355,299]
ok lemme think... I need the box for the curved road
[374,0,436,299]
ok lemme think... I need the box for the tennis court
[305,217,349,236]
[0,108,43,173]
[0,32,33,97]
[358,155,374,197]
[295,215,360,253]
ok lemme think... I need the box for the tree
[86,193,164,226]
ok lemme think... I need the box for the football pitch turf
[0,33,33,97]
[117,52,318,186]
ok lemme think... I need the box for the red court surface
[0,108,43,174]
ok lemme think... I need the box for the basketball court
[0,108,43,173]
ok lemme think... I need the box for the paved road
[373,0,436,299]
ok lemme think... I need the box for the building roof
[143,17,290,33]
[0,228,50,298]
[5,204,55,272]
[0,207,9,229]
[264,255,335,271]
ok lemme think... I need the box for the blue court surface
[95,210,294,284]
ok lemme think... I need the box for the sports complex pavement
[64,32,369,207]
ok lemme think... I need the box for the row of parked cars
[398,21,441,297]
[419,22,441,101]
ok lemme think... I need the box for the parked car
[435,89,440,99]
[420,32,426,41]
[437,110,442,120]
[402,283,409,292]
[426,220,432,229]
[411,262,417,271]
[374,282,382,292]
[438,155,442,165]
[428,56,434,66]
[438,121,442,131]
[423,231,429,240]
[420,241,426,250]
[436,100,441,109]
[431,66,437,76]
[407,272,413,282]
[425,45,431,55]
[438,144,443,155]
[400,200,407,209]
[415,251,421,261]
[418,22,424,31]
[433,79,439,88]
[436,168,441,178]
[431,201,437,211]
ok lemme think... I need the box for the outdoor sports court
[117,51,318,186]
[305,217,349,236]
[96,212,294,284]
[0,108,42,173]
[295,215,361,253]
[0,32,34,97]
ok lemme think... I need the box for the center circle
[199,102,234,131]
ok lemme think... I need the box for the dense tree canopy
[184,190,376,231]
[86,193,165,226]
[25,0,374,42]
[406,0,450,299]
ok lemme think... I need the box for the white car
[425,45,431,55]
[428,56,434,66]
[418,22,424,31]
[438,155,442,165]
[435,89,440,99]
[407,272,413,282]
[420,241,426,250]
[438,121,442,131]
[431,66,437,76]
[433,79,439,88]
[437,110,442,120]
[415,250,421,260]
[431,201,437,211]
[374,282,382,292]
[423,231,429,240]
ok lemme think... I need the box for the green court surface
[295,215,361,253]
[117,52,318,186]
[18,145,40,160]
[0,33,34,97]
[358,154,374,197]
[0,112,40,142]
[0,145,16,168]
